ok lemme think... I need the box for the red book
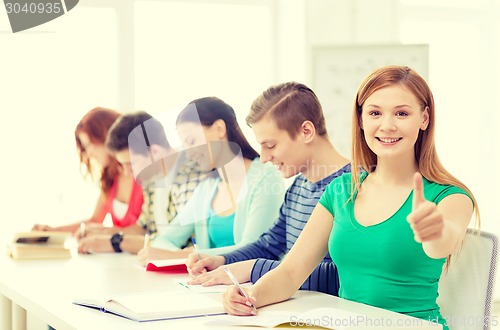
[145,259,188,273]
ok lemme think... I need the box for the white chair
[437,229,499,330]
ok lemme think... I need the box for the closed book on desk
[9,231,72,260]
[73,291,225,322]
[146,258,187,273]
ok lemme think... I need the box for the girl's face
[78,132,110,167]
[360,84,429,161]
[176,121,223,171]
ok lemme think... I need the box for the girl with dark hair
[33,107,144,233]
[138,97,286,263]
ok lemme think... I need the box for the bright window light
[134,1,272,149]
[0,8,118,232]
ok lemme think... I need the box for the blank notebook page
[110,291,221,314]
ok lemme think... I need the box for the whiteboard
[310,44,429,157]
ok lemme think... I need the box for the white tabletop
[0,248,441,329]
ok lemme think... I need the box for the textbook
[146,258,187,273]
[205,307,362,329]
[205,307,442,329]
[9,231,72,260]
[73,291,226,322]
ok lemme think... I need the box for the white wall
[304,0,500,301]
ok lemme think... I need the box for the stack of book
[9,231,73,260]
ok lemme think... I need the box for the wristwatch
[111,232,124,253]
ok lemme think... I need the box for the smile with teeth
[377,137,402,143]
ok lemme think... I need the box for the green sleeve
[432,185,472,205]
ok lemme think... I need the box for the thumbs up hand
[407,173,444,243]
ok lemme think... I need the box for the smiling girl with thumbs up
[222,66,478,330]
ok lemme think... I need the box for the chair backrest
[437,229,498,330]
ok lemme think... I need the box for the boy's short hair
[246,82,327,138]
[106,111,170,155]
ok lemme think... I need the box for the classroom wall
[304,0,500,301]
[307,0,499,234]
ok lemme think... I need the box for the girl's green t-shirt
[319,172,471,329]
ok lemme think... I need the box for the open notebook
[205,307,363,329]
[73,291,225,322]
[206,307,442,329]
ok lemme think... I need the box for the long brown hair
[351,66,479,261]
[75,107,121,194]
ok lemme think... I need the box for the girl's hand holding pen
[186,253,225,277]
[186,237,226,277]
[223,285,257,316]
[79,221,86,239]
[185,252,207,276]
[78,234,114,254]
[188,259,254,286]
[74,223,109,240]
[74,224,85,240]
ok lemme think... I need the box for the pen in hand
[143,232,150,249]
[79,221,85,239]
[224,267,256,311]
[191,237,202,261]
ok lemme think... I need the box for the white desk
[0,251,441,329]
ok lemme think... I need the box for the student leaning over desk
[186,82,350,296]
[222,65,479,330]
[77,112,205,254]
[32,107,144,234]
[137,97,286,264]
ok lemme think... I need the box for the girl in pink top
[103,175,143,227]
[33,107,144,233]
